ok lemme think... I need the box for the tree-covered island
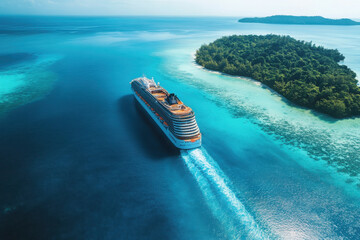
[195,35,360,118]
[238,15,360,25]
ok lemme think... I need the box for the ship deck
[148,87,193,115]
[131,77,201,146]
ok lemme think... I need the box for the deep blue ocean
[1,16,360,239]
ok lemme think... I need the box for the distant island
[238,15,360,25]
[195,35,360,118]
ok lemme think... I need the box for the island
[238,15,360,25]
[195,35,360,118]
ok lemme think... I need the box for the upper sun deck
[133,77,193,116]
[148,86,193,116]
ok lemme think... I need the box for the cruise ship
[130,77,201,149]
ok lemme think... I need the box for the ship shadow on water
[118,95,179,160]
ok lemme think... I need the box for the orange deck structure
[131,77,201,149]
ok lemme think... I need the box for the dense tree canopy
[195,35,360,118]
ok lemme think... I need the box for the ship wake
[181,148,266,239]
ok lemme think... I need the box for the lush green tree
[195,34,360,118]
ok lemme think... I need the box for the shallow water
[0,74,24,96]
[0,16,360,239]
[0,54,59,113]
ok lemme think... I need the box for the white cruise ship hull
[132,90,201,150]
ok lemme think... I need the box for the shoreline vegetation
[195,35,360,118]
[238,15,360,25]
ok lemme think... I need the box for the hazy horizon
[0,0,359,19]
[0,14,359,20]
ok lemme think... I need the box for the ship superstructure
[130,77,201,149]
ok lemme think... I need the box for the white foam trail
[182,152,239,239]
[182,148,267,239]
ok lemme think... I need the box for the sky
[0,0,359,18]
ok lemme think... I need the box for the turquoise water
[0,74,24,96]
[0,54,59,113]
[0,17,360,239]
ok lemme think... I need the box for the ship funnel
[166,93,179,105]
